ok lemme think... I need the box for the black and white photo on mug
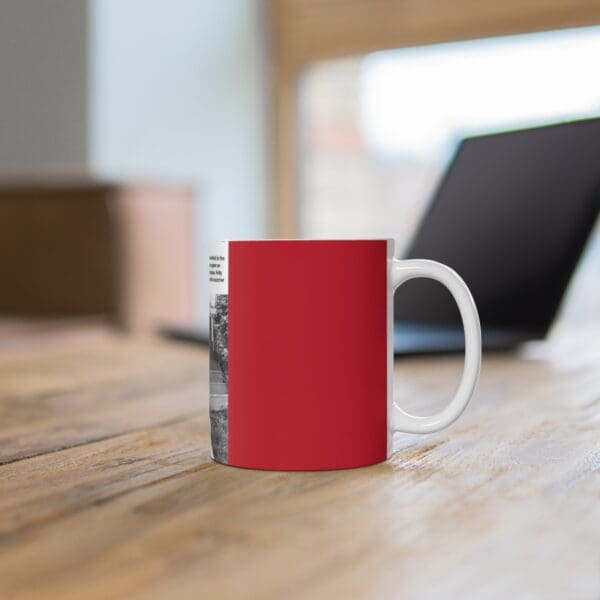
[209,292,228,463]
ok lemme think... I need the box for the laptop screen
[394,118,600,335]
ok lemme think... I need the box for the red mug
[209,239,480,471]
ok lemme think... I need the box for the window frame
[268,0,600,235]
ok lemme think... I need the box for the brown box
[0,178,195,332]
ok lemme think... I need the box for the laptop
[394,117,600,354]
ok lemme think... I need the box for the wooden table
[0,333,598,599]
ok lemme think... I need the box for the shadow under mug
[209,239,481,471]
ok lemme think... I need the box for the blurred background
[0,0,598,347]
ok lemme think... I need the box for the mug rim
[216,238,395,243]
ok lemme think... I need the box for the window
[299,26,600,252]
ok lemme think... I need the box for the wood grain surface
[0,334,598,599]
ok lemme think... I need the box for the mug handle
[391,259,481,434]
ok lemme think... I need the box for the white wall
[0,0,269,327]
[89,0,270,326]
[0,0,88,171]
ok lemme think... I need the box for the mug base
[211,456,387,472]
